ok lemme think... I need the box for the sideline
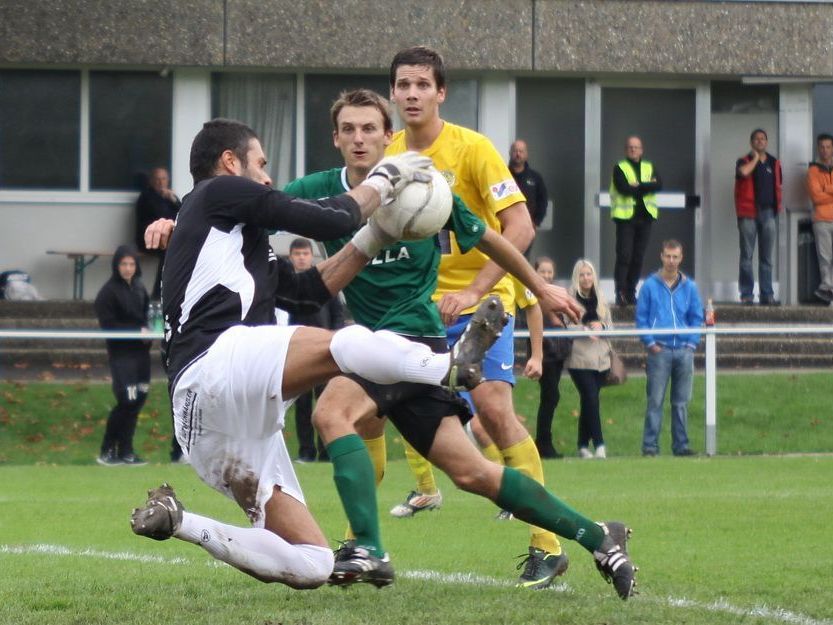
[2,543,830,625]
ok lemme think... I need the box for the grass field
[1,374,832,624]
[1,457,832,625]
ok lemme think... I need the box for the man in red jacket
[734,129,782,305]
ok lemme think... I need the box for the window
[212,73,295,189]
[90,71,172,190]
[0,70,80,189]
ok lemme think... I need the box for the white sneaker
[389,490,442,517]
[595,445,607,459]
[579,447,593,459]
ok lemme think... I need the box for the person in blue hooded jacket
[635,239,703,457]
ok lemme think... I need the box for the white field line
[2,543,831,625]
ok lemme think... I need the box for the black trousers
[614,217,653,302]
[568,368,607,449]
[101,351,150,457]
[535,358,564,446]
[295,385,327,460]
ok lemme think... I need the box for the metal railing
[2,324,832,456]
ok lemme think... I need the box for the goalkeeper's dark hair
[190,118,258,184]
[390,46,446,90]
[330,89,393,133]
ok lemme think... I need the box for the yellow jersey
[387,122,526,315]
[511,275,537,311]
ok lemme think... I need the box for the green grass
[1,373,832,623]
[2,372,832,465]
[1,457,831,625]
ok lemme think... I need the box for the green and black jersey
[284,167,486,337]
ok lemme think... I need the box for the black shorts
[349,336,472,457]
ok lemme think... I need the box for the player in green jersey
[284,89,637,600]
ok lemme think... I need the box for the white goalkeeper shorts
[171,324,304,527]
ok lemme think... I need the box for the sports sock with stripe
[496,466,605,552]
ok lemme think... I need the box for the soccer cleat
[389,490,443,518]
[442,295,507,391]
[579,447,593,459]
[332,539,356,563]
[595,445,607,459]
[515,547,570,589]
[327,546,395,588]
[593,521,637,600]
[130,483,184,541]
[495,509,514,521]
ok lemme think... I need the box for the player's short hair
[390,46,446,90]
[817,133,833,145]
[289,237,313,252]
[750,128,767,142]
[330,89,393,133]
[662,239,683,252]
[190,118,258,184]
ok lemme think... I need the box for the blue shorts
[447,312,516,412]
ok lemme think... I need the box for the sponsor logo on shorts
[490,179,520,201]
[420,356,432,367]
[201,530,211,543]
[500,363,513,370]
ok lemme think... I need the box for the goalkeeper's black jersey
[161,175,361,386]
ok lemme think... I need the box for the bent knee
[266,544,334,589]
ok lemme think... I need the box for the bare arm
[314,243,373,297]
[523,303,544,380]
[474,228,582,322]
[737,153,759,178]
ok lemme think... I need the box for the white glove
[359,151,434,204]
[351,218,398,258]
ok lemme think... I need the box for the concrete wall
[0,198,138,300]
[2,1,831,77]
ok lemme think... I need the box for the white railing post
[704,328,717,456]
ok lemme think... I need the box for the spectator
[287,237,345,462]
[609,136,662,306]
[734,129,782,305]
[806,133,833,303]
[636,240,703,457]
[94,245,151,466]
[566,259,613,459]
[135,167,181,300]
[532,257,570,459]
[509,139,549,231]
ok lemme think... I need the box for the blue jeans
[738,208,776,299]
[642,347,694,455]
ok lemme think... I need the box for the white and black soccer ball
[376,168,453,241]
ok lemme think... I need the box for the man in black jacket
[135,167,181,300]
[95,245,151,466]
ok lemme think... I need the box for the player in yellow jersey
[360,45,570,589]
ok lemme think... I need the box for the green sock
[327,434,383,556]
[496,467,605,552]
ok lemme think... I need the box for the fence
[2,324,832,456]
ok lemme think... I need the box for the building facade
[1,0,831,301]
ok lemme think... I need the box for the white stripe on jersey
[178,224,255,330]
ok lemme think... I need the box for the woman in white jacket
[566,259,612,459]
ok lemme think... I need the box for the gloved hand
[359,151,434,204]
[350,217,399,258]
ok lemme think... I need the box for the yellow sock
[501,435,562,555]
[344,434,387,541]
[481,443,504,465]
[404,440,438,495]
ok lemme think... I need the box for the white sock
[174,511,333,589]
[330,326,450,385]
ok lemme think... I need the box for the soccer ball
[376,169,453,241]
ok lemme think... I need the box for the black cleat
[516,547,570,589]
[593,521,637,600]
[443,295,507,391]
[328,545,395,588]
[130,483,184,541]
